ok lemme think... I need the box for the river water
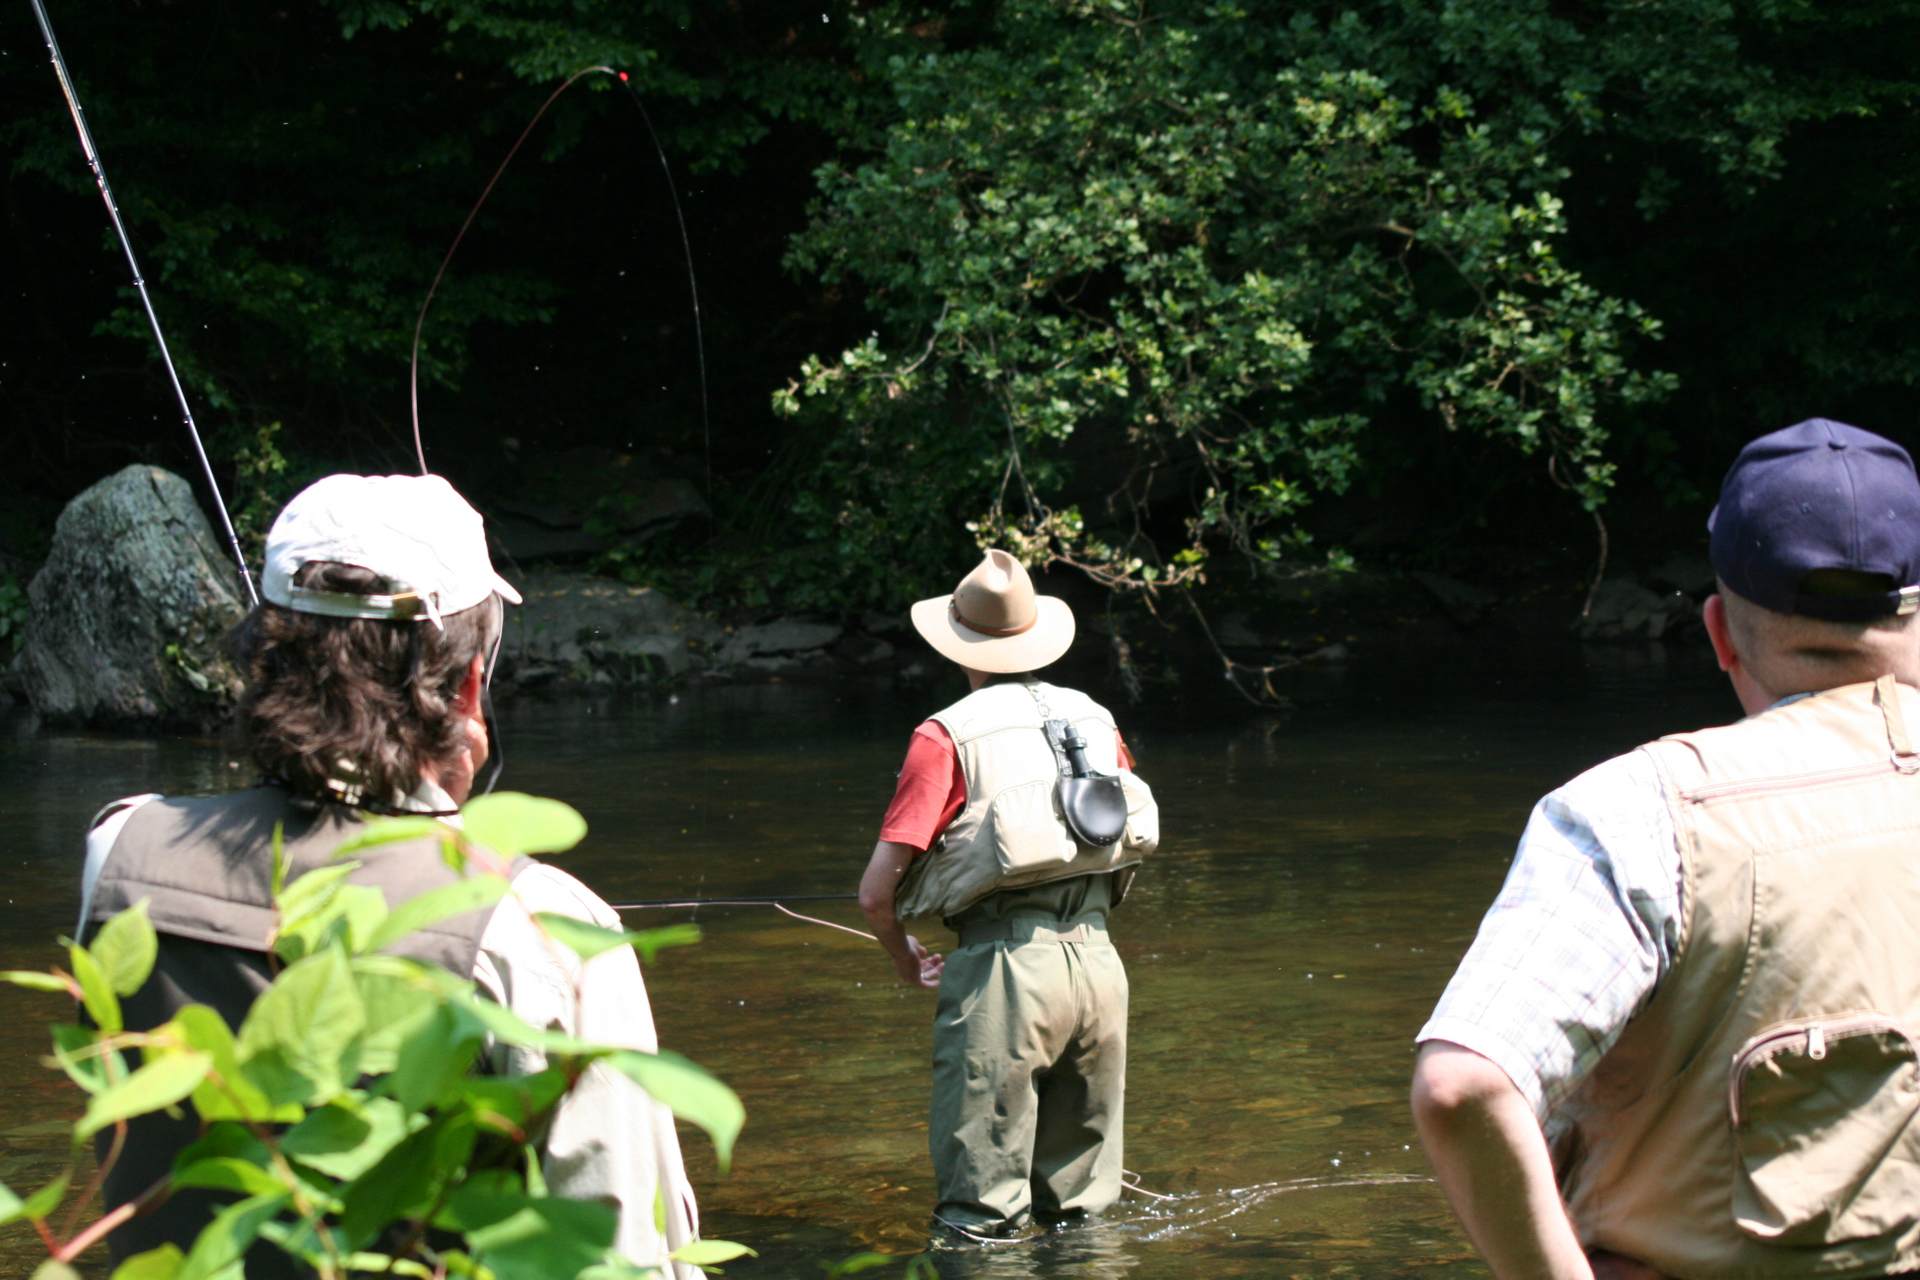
[0,637,1736,1277]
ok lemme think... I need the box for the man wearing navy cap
[1411,420,1920,1278]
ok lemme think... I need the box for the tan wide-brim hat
[910,549,1075,674]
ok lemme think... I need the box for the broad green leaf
[31,1262,82,1280]
[1,970,74,994]
[175,1124,271,1171]
[0,1179,21,1226]
[168,1005,297,1124]
[460,1069,572,1138]
[22,1171,71,1222]
[282,1097,415,1181]
[336,1255,433,1279]
[445,986,606,1056]
[460,1193,616,1278]
[110,1243,185,1280]
[353,956,450,1078]
[461,792,587,857]
[48,1022,126,1095]
[70,942,121,1034]
[78,1051,212,1140]
[386,1002,484,1111]
[632,923,703,965]
[362,875,510,955]
[90,900,158,997]
[172,1157,284,1198]
[273,861,360,921]
[531,913,637,962]
[236,948,365,1107]
[329,816,444,857]
[608,1050,744,1170]
[175,1190,287,1280]
[671,1238,757,1265]
[339,1114,475,1249]
[274,882,387,965]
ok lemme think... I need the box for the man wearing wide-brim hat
[857,549,1159,1238]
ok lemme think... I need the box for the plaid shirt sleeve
[1416,747,1685,1122]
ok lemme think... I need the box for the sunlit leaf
[460,792,587,857]
[174,1190,287,1280]
[607,1050,744,1170]
[0,1178,21,1227]
[283,1097,415,1181]
[340,1114,476,1249]
[168,1005,297,1124]
[78,1052,212,1141]
[671,1238,757,1265]
[363,876,510,955]
[109,1243,184,1280]
[48,1022,125,1095]
[531,913,634,962]
[22,1171,71,1223]
[172,1157,284,1198]
[387,1003,485,1111]
[236,948,365,1107]
[90,900,158,997]
[330,816,444,858]
[31,1262,82,1280]
[632,923,703,965]
[1,970,73,995]
[274,882,387,965]
[460,1192,616,1278]
[69,942,120,1035]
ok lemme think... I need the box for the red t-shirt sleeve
[878,721,967,853]
[1116,730,1136,770]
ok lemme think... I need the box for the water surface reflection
[0,641,1734,1276]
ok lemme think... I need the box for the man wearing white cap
[77,474,700,1277]
[858,549,1158,1238]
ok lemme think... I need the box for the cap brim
[492,572,522,606]
[909,594,1074,674]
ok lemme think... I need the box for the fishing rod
[28,0,258,609]
[409,65,710,491]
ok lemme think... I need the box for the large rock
[500,569,721,686]
[17,465,246,724]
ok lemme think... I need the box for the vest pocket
[1120,770,1158,856]
[988,778,1079,872]
[1729,1014,1920,1244]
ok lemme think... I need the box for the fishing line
[28,0,259,608]
[409,65,711,491]
[612,894,875,941]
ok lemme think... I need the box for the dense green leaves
[462,792,589,857]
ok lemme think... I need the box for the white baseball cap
[261,473,522,628]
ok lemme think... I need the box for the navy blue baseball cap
[1709,418,1920,620]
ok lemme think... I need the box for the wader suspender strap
[1876,674,1920,771]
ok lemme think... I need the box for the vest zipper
[1728,1014,1917,1127]
[1686,760,1908,807]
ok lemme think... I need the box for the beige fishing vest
[893,680,1158,923]
[1556,677,1920,1278]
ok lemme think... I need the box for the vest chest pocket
[1729,1015,1920,1245]
[988,778,1079,873]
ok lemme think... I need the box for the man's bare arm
[1410,1040,1594,1280]
[857,839,944,989]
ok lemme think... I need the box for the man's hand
[892,934,945,989]
[858,838,946,993]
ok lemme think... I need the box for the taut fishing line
[408,65,711,491]
[29,0,259,608]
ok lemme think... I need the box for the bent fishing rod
[29,0,258,608]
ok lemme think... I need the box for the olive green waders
[930,875,1127,1232]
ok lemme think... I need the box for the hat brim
[909,594,1075,674]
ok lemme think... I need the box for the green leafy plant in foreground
[0,792,751,1279]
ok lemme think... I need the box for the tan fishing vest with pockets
[893,680,1158,924]
[86,786,523,1274]
[1556,677,1920,1277]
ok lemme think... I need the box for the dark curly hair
[231,562,502,806]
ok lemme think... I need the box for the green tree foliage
[776,0,1918,605]
[0,793,746,1279]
